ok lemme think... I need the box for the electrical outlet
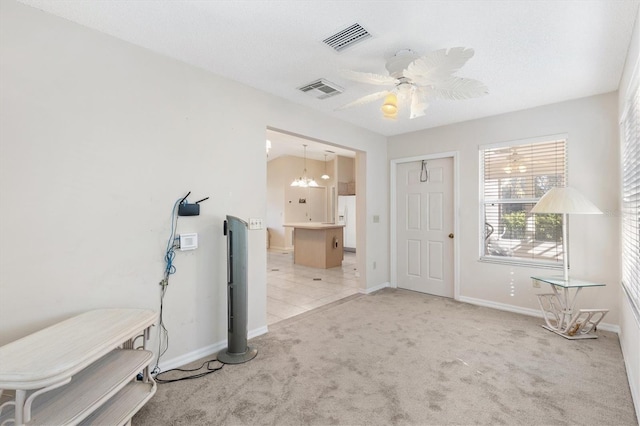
[249,218,263,230]
[532,279,540,288]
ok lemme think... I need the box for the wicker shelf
[0,309,157,425]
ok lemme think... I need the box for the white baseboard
[457,295,620,334]
[249,325,269,339]
[158,325,269,373]
[158,341,226,373]
[361,281,390,294]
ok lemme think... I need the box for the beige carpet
[134,288,637,425]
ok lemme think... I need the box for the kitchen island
[283,222,345,268]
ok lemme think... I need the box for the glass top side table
[532,276,608,339]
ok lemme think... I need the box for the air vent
[298,79,343,99]
[323,23,372,52]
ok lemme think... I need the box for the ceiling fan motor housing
[385,49,419,77]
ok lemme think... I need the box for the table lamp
[530,186,602,281]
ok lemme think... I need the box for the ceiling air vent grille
[298,79,343,99]
[323,23,371,52]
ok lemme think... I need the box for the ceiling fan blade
[409,87,430,119]
[430,76,488,100]
[339,69,398,86]
[335,90,391,111]
[404,47,475,85]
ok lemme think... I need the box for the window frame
[479,134,568,268]
[620,73,640,322]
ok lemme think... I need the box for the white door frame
[390,151,460,300]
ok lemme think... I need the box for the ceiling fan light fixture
[381,93,398,118]
[338,46,487,120]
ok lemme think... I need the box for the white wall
[618,6,640,421]
[389,92,621,325]
[0,0,389,367]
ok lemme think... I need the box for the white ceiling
[266,129,356,162]
[17,0,640,159]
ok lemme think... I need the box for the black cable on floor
[154,358,224,384]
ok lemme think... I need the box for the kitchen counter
[283,223,345,268]
[283,222,345,230]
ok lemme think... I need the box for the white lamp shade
[531,187,602,214]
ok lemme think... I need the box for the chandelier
[290,144,318,188]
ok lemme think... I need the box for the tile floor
[266,249,360,325]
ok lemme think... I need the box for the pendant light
[321,154,330,180]
[290,145,318,188]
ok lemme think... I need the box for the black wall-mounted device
[177,191,210,216]
[178,203,200,216]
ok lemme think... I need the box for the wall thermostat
[179,233,198,251]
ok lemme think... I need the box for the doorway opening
[265,128,361,324]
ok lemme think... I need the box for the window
[621,80,639,317]
[480,136,567,266]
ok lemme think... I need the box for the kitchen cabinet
[283,222,345,268]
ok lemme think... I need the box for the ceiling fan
[337,47,488,120]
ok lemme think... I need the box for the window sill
[479,256,563,269]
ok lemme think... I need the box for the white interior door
[396,157,454,297]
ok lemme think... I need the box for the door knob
[448,233,454,239]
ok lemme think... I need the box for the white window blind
[621,80,640,317]
[480,138,567,266]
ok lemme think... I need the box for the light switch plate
[249,218,263,230]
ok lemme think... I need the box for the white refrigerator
[338,195,356,252]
